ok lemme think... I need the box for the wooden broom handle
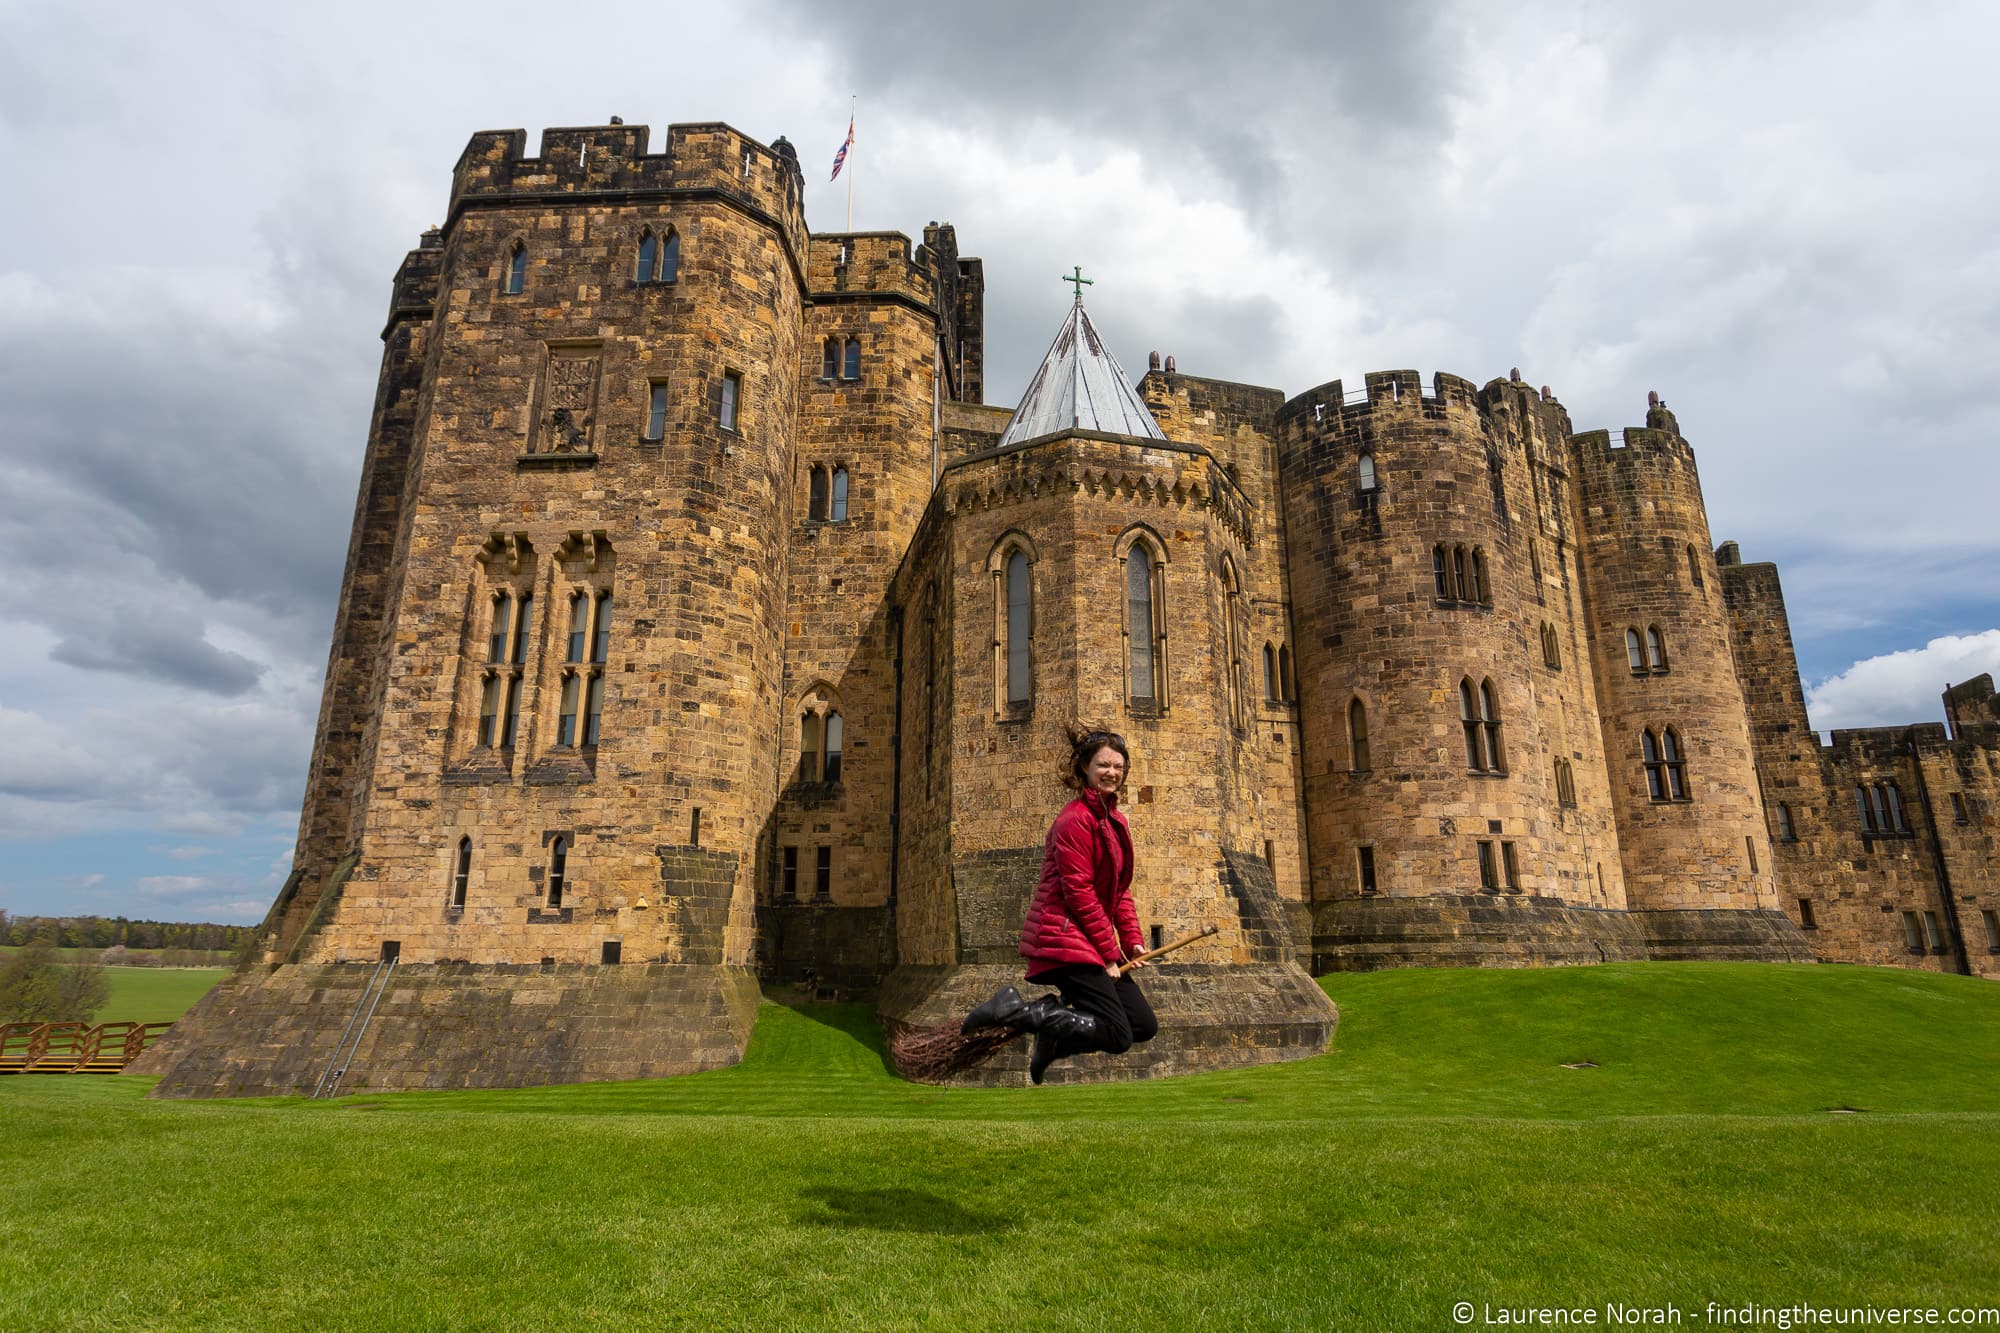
[1109,923,1218,977]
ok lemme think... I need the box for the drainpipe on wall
[1907,730,1971,976]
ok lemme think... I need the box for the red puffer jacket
[1020,789,1145,977]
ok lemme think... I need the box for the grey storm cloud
[48,611,265,698]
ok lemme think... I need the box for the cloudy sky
[3,0,1996,924]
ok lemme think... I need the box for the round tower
[1277,370,1630,967]
[1568,402,1778,916]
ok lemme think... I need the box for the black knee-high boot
[1017,999,1101,1085]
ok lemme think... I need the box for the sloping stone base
[877,961,1337,1086]
[1311,895,1815,971]
[133,962,761,1099]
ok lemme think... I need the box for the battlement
[447,121,806,238]
[807,231,936,307]
[383,234,444,337]
[1568,425,1698,469]
[1277,369,1481,428]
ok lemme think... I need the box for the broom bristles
[887,1022,1024,1083]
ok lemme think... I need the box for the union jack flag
[830,117,853,182]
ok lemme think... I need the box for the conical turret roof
[996,299,1167,448]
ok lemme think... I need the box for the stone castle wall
[1569,417,1776,913]
[148,112,1996,1102]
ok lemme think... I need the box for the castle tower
[1568,401,1803,956]
[877,295,1337,1083]
[1275,372,1636,967]
[145,123,823,1096]
[761,224,984,985]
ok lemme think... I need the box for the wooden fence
[0,1021,174,1074]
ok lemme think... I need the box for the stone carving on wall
[538,348,601,453]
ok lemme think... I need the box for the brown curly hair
[1061,725,1131,792]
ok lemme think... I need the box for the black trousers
[1032,964,1159,1055]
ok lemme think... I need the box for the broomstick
[887,924,1221,1083]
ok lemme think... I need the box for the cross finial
[1061,265,1093,301]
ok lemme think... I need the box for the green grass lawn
[100,966,229,1024]
[3,962,1997,1331]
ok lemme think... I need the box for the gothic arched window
[657,231,679,283]
[842,336,861,381]
[1646,626,1669,672]
[809,465,828,521]
[1006,549,1032,705]
[1127,545,1159,703]
[1358,452,1378,493]
[1661,727,1688,799]
[637,230,657,283]
[1627,628,1647,673]
[830,466,849,522]
[546,835,569,909]
[505,242,526,294]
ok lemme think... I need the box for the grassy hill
[2,962,1995,1330]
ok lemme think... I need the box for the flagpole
[845,95,855,232]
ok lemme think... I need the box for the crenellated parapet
[807,231,937,308]
[446,122,808,268]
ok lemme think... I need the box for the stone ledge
[877,961,1337,1087]
[137,962,760,1099]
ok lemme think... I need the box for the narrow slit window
[1452,547,1469,602]
[1952,792,1970,824]
[1480,679,1504,772]
[719,371,741,432]
[823,712,844,784]
[1857,786,1875,831]
[1982,909,1999,951]
[842,337,860,381]
[821,339,838,381]
[800,713,821,782]
[830,467,849,522]
[658,232,678,282]
[781,846,798,900]
[582,676,603,746]
[1501,842,1520,889]
[1263,644,1277,701]
[637,232,657,283]
[591,594,611,664]
[809,466,828,521]
[1127,546,1156,702]
[557,674,580,746]
[1358,846,1377,894]
[1279,646,1294,701]
[1471,549,1490,604]
[1348,698,1370,772]
[451,837,471,908]
[1688,544,1704,589]
[645,382,669,440]
[1746,835,1758,874]
[1775,803,1795,842]
[1006,549,1032,705]
[815,846,832,900]
[505,244,526,294]
[547,836,568,909]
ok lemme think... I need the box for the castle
[140,120,2000,1098]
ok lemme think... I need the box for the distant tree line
[0,937,110,1023]
[0,911,252,953]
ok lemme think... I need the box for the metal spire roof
[995,296,1167,448]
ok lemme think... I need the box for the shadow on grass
[798,1185,1016,1235]
[769,995,900,1077]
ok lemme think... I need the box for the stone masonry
[141,117,1993,1100]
